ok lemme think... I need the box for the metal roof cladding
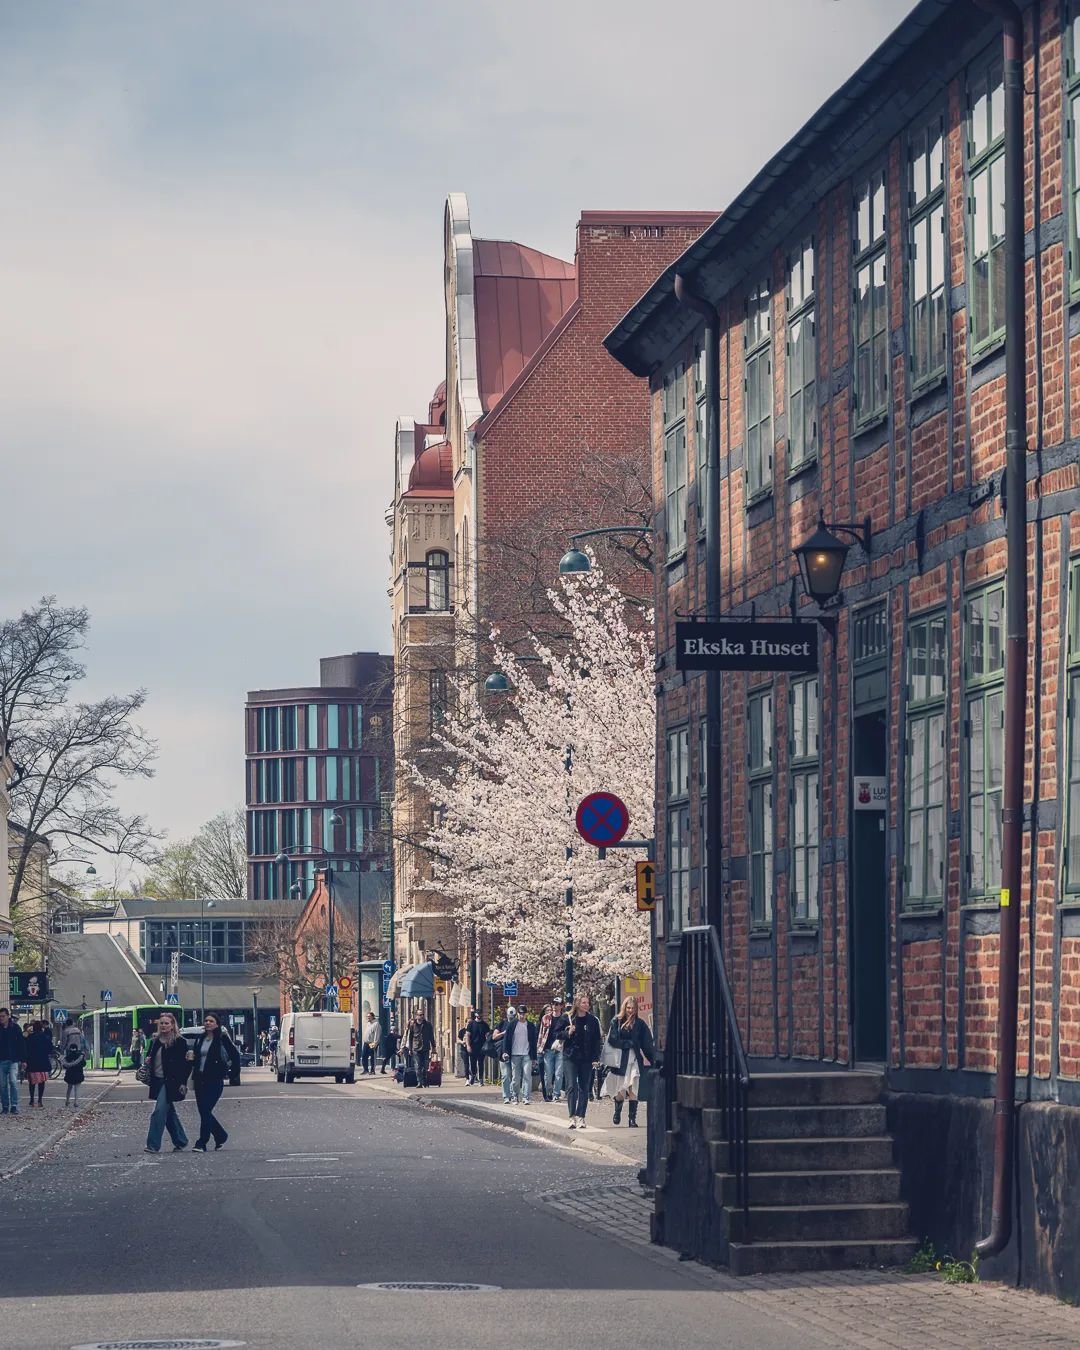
[405,439,453,495]
[472,238,577,413]
[603,0,963,377]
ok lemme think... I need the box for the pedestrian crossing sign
[635,861,657,911]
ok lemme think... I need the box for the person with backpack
[63,1037,86,1107]
[189,1012,241,1151]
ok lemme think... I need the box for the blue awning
[398,963,435,1000]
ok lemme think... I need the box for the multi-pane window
[327,704,340,750]
[141,919,250,967]
[1065,563,1080,892]
[905,613,947,908]
[698,719,709,901]
[910,112,947,389]
[965,585,1005,901]
[790,678,820,924]
[748,689,774,926]
[249,809,278,856]
[745,278,773,497]
[281,706,298,751]
[255,706,280,752]
[429,670,447,732]
[666,726,690,934]
[426,550,450,611]
[694,340,708,525]
[968,57,1006,352]
[663,364,688,555]
[1068,13,1080,296]
[307,703,319,749]
[853,170,889,428]
[786,240,816,468]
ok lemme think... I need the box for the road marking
[264,1156,340,1163]
[253,1173,342,1181]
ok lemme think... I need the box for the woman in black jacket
[190,1013,241,1151]
[562,993,603,1129]
[24,1021,54,1107]
[459,1008,490,1086]
[144,1012,192,1153]
[604,996,654,1127]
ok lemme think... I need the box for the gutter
[971,0,1028,1264]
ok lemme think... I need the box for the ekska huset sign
[675,621,819,673]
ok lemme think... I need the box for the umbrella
[398,963,436,1000]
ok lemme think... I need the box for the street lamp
[557,526,654,576]
[793,515,872,607]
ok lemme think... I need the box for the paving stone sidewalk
[539,1182,1080,1348]
[0,1071,117,1176]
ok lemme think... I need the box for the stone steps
[728,1201,910,1243]
[716,1167,902,1207]
[734,1135,897,1173]
[728,1237,919,1276]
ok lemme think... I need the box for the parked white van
[276,1011,356,1084]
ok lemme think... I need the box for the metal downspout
[674,275,723,936]
[972,0,1028,1262]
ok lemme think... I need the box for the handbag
[135,1061,151,1085]
[601,1038,623,1070]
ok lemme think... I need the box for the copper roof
[473,238,576,413]
[405,439,452,496]
[428,381,446,427]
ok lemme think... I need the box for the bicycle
[48,1047,63,1080]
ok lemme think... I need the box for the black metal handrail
[663,924,750,1222]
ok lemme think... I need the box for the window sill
[790,923,820,937]
[909,371,947,403]
[745,487,774,510]
[1059,898,1080,912]
[853,410,888,436]
[665,549,688,570]
[750,924,773,939]
[787,455,818,483]
[960,900,998,911]
[970,335,1006,369]
[900,905,944,919]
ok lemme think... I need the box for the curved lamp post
[558,526,654,577]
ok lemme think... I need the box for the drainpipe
[972,0,1028,1262]
[674,275,722,936]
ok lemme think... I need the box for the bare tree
[2,598,161,917]
[141,839,202,899]
[193,807,247,899]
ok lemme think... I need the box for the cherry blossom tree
[410,562,654,993]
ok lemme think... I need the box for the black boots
[613,1098,623,1125]
[627,1100,639,1127]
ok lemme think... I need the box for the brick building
[245,652,392,902]
[390,194,713,1059]
[606,0,1080,1295]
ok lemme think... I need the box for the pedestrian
[538,997,568,1103]
[361,1011,380,1075]
[268,1026,279,1068]
[62,1037,86,1108]
[460,1006,489,1086]
[259,1030,269,1065]
[496,1005,537,1105]
[603,995,654,1127]
[0,1009,27,1115]
[25,1020,53,1107]
[129,1026,146,1071]
[380,1023,399,1074]
[562,993,602,1130]
[402,1008,435,1087]
[189,1012,241,1152]
[60,1017,85,1056]
[143,1010,192,1153]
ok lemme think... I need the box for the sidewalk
[353,1070,647,1167]
[0,1070,117,1178]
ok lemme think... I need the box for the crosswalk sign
[635,861,657,912]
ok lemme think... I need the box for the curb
[0,1074,120,1181]
[413,1093,639,1165]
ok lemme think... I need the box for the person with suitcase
[402,1009,435,1087]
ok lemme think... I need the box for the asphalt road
[0,1072,828,1350]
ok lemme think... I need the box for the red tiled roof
[473,239,576,414]
[404,439,452,496]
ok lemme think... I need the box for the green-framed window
[663,363,688,556]
[790,677,820,924]
[748,688,774,926]
[786,238,816,468]
[1067,9,1080,297]
[853,169,889,428]
[967,55,1005,353]
[964,584,1005,901]
[904,612,947,909]
[666,725,691,933]
[909,111,947,390]
[698,718,709,900]
[1065,562,1080,891]
[694,339,708,528]
[744,277,773,498]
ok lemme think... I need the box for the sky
[0,0,920,867]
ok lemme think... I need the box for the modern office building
[245,652,392,901]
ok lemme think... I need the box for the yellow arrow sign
[635,860,657,911]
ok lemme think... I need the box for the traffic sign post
[164,993,179,1006]
[635,860,657,912]
[575,792,630,848]
[502,981,518,999]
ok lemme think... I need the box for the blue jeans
[0,1061,19,1112]
[510,1054,532,1104]
[541,1048,564,1099]
[195,1080,226,1146]
[146,1085,188,1150]
[500,1056,513,1101]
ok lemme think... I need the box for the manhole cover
[358,1281,500,1293]
[72,1342,246,1349]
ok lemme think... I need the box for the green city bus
[79,1005,186,1070]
